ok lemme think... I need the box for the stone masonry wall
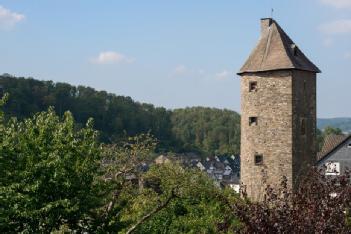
[292,70,316,188]
[240,70,293,201]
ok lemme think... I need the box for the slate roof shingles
[317,134,350,162]
[238,18,321,75]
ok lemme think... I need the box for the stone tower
[237,18,321,201]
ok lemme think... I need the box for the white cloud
[173,65,187,74]
[320,0,351,8]
[0,5,25,29]
[91,51,134,64]
[215,70,231,80]
[319,19,351,34]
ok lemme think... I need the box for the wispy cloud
[320,0,351,8]
[0,5,25,29]
[344,52,351,59]
[319,19,351,34]
[172,65,201,75]
[91,51,135,64]
[173,64,187,74]
[171,66,233,81]
[215,70,231,80]
[170,65,208,79]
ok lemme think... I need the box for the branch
[114,168,131,179]
[126,190,177,234]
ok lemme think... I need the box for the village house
[154,153,241,192]
[195,155,240,192]
[317,134,351,176]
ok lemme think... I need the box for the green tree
[0,104,106,232]
[323,126,343,136]
[122,163,240,233]
[92,134,157,233]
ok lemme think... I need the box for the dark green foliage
[0,75,175,150]
[323,126,343,136]
[171,107,241,155]
[0,75,241,155]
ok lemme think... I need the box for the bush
[229,169,351,233]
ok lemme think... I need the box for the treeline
[0,75,240,155]
[318,118,351,133]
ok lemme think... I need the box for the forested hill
[0,75,241,155]
[172,107,240,155]
[317,118,351,133]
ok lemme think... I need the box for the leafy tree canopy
[0,99,106,232]
[121,163,240,234]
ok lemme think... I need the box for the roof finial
[271,8,274,19]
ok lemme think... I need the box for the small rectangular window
[249,81,257,92]
[249,117,258,126]
[325,161,340,175]
[254,154,263,165]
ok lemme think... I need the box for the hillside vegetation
[317,118,351,133]
[172,107,240,155]
[0,75,241,155]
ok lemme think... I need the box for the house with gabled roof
[317,134,351,175]
[195,155,240,191]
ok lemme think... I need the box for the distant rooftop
[317,134,351,162]
[238,18,321,75]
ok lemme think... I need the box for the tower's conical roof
[237,18,321,75]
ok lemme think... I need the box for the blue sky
[0,0,351,118]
